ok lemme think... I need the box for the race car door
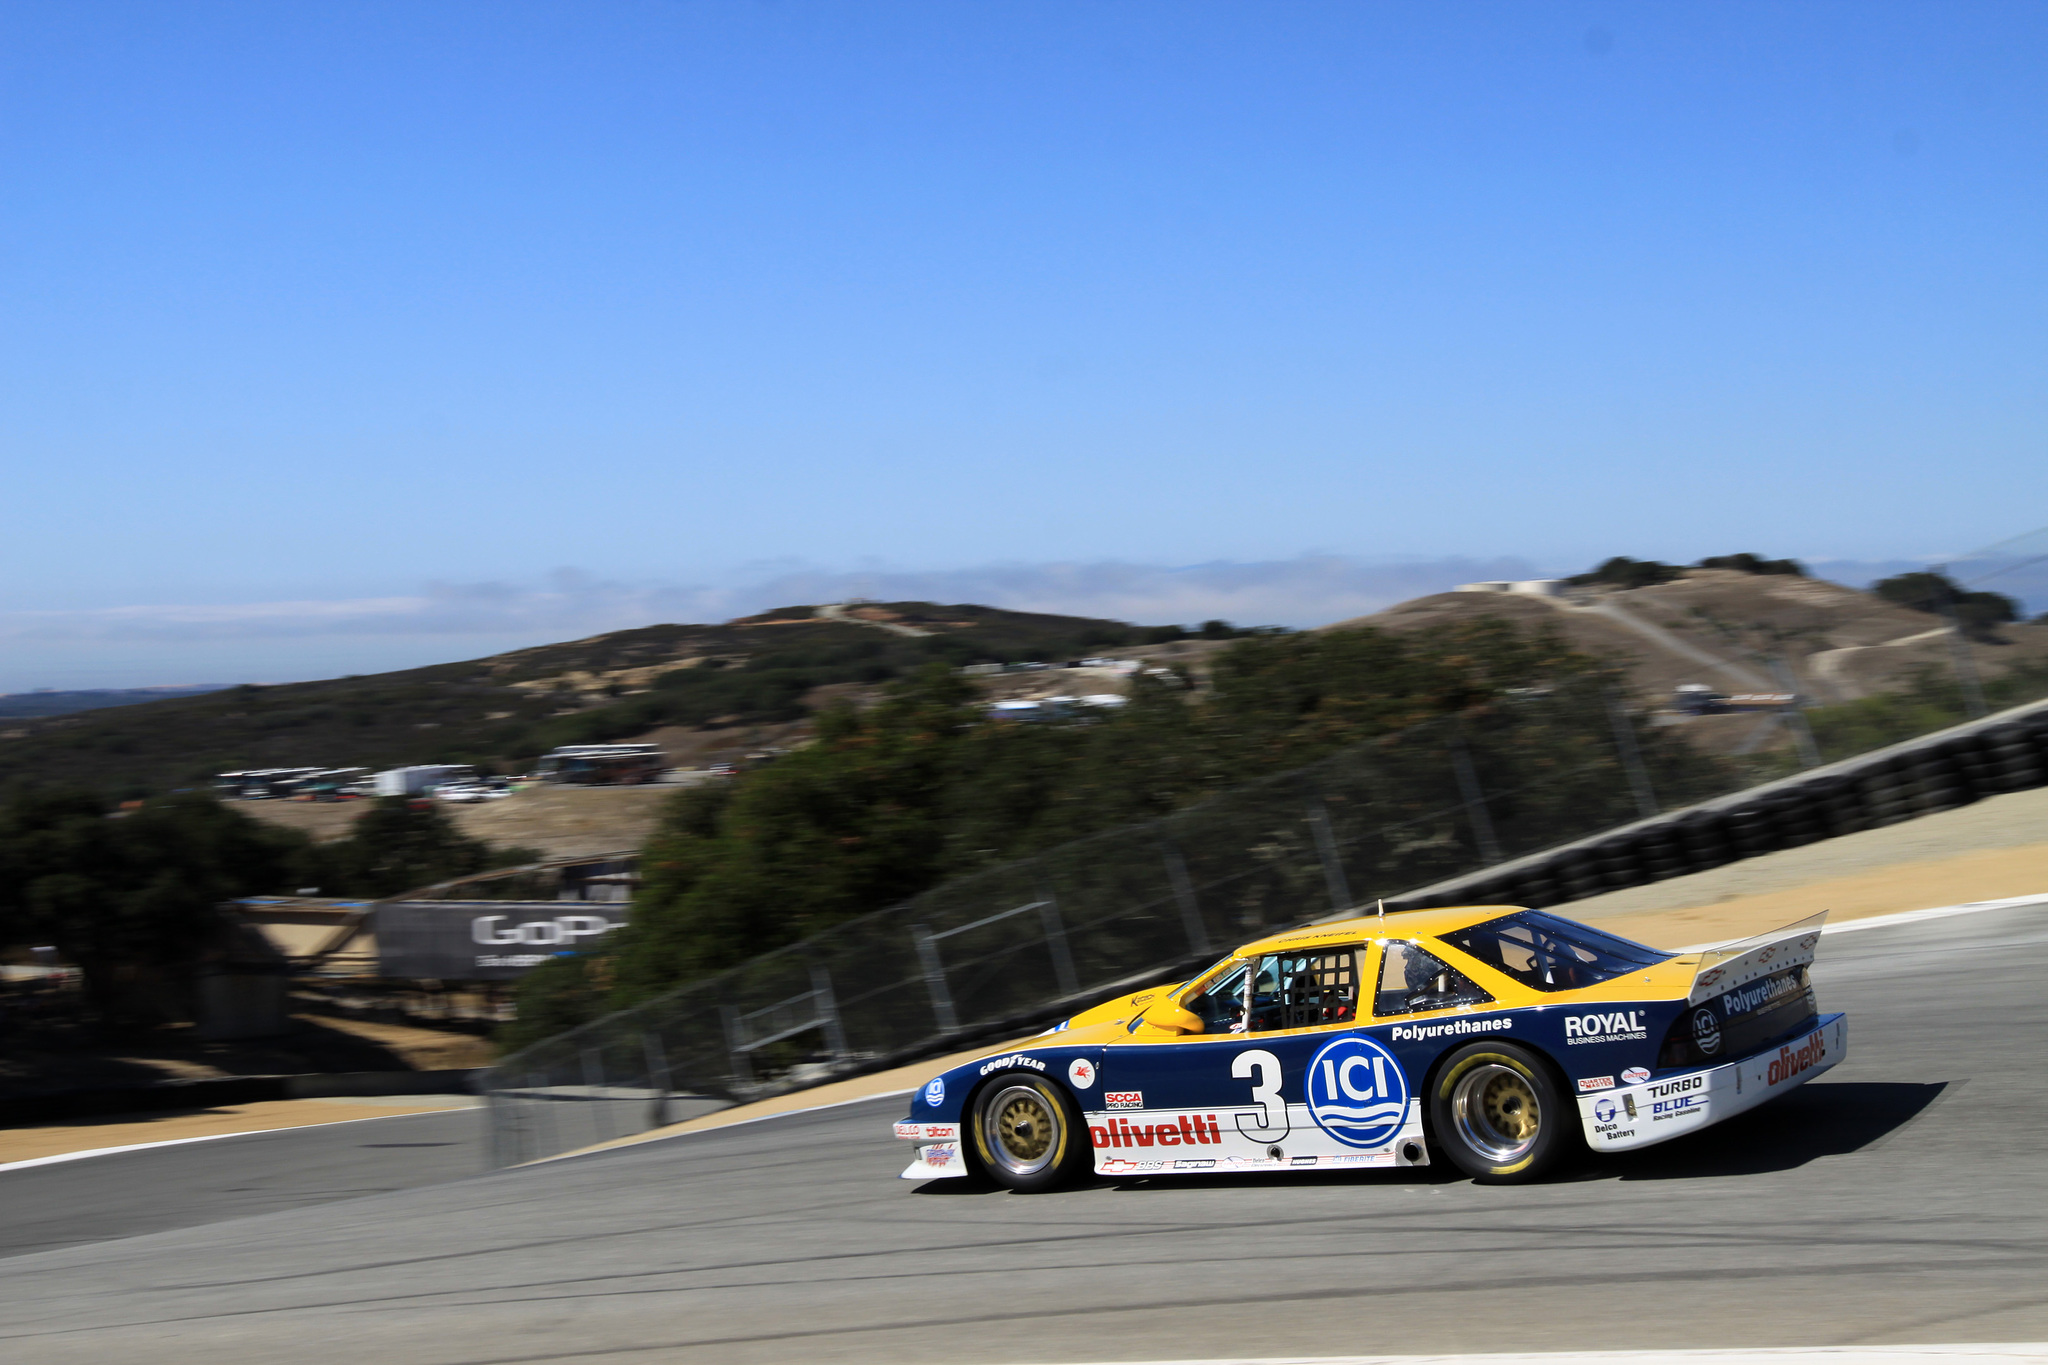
[1092,943,1423,1172]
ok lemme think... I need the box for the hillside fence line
[482,663,2048,1169]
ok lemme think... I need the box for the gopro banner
[376,900,630,980]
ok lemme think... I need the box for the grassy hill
[0,603,1167,798]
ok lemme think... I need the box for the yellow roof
[1236,905,1530,956]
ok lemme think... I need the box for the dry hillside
[1335,568,2048,707]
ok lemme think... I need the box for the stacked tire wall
[1395,701,2048,913]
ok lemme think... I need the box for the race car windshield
[1437,912,1673,992]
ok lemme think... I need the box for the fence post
[581,1045,615,1144]
[719,1004,756,1092]
[528,1072,552,1170]
[641,1031,673,1131]
[911,924,960,1035]
[1449,734,1504,865]
[1604,687,1661,819]
[485,1077,508,1169]
[1033,872,1081,999]
[1161,839,1210,955]
[810,964,851,1062]
[1934,567,1989,720]
[1768,656,1824,768]
[1305,791,1354,915]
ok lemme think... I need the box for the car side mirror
[1152,1004,1204,1035]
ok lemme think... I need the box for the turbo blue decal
[1305,1035,1409,1149]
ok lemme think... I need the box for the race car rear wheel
[1428,1041,1573,1183]
[971,1076,1088,1193]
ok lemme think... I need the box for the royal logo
[1305,1036,1410,1150]
[1563,1011,1649,1045]
[1766,1030,1826,1085]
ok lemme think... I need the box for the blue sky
[2,1,2044,687]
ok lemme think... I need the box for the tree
[1871,571,2019,641]
[1567,556,1685,590]
[0,792,309,1025]
[1697,553,1806,577]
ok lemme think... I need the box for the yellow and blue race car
[894,904,1843,1186]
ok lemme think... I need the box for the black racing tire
[1427,1041,1576,1184]
[969,1075,1091,1193]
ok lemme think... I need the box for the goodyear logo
[977,1053,1047,1077]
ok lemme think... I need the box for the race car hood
[1042,981,1190,1037]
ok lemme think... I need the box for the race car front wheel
[1429,1041,1574,1183]
[971,1076,1089,1193]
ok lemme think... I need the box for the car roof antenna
[1376,898,1385,922]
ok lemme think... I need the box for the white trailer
[373,764,479,797]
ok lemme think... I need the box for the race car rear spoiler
[1686,910,1827,1006]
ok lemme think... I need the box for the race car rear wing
[1686,910,1827,1006]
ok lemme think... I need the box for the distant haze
[2,552,2035,693]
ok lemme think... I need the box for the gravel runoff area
[1,900,2044,1363]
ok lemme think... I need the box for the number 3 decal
[1231,1048,1290,1141]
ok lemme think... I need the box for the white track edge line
[1677,891,2048,952]
[1027,1348,2048,1364]
[0,1106,470,1175]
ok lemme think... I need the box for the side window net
[1248,950,1359,1032]
[1374,941,1494,1017]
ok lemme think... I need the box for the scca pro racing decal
[1305,1036,1409,1149]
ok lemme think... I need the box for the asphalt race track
[0,1106,488,1259]
[3,904,2046,1365]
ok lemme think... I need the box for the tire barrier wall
[1391,696,2048,914]
[482,691,2048,1168]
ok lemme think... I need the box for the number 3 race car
[894,904,1843,1187]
